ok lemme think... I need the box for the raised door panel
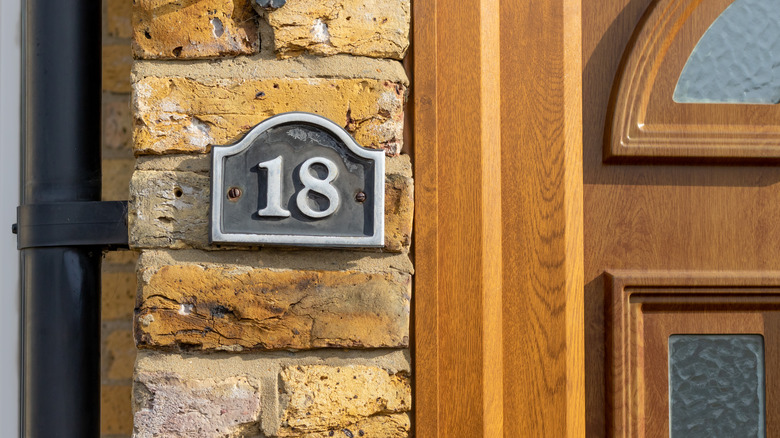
[606,272,780,437]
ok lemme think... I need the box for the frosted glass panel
[669,335,765,438]
[674,0,780,104]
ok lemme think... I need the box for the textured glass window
[674,0,780,104]
[669,334,765,438]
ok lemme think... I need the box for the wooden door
[586,0,780,436]
[413,0,780,435]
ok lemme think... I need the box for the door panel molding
[606,270,780,437]
[606,0,780,162]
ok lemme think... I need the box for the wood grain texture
[607,0,780,161]
[413,0,504,435]
[500,0,584,436]
[480,0,504,435]
[584,0,780,435]
[412,0,438,434]
[434,0,485,431]
[414,0,584,435]
[606,271,780,437]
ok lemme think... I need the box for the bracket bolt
[355,191,367,203]
[227,187,242,200]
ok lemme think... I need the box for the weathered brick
[135,261,411,351]
[262,0,410,60]
[102,158,135,202]
[102,271,137,320]
[133,52,408,81]
[128,156,413,251]
[384,173,414,252]
[105,329,137,381]
[101,384,133,435]
[103,44,132,93]
[134,371,261,437]
[283,415,411,438]
[132,76,405,156]
[129,170,209,250]
[279,365,410,436]
[104,249,140,266]
[133,349,411,436]
[107,0,133,38]
[132,0,259,59]
[103,99,133,159]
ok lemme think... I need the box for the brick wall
[127,1,413,436]
[101,0,136,436]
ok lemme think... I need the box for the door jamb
[412,0,585,435]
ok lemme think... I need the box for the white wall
[0,0,21,434]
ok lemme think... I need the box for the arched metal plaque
[211,112,385,247]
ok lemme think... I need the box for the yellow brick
[103,99,133,159]
[266,0,410,60]
[384,172,414,252]
[101,384,133,435]
[103,249,140,266]
[136,264,411,351]
[102,158,135,202]
[102,271,137,320]
[133,77,405,155]
[107,0,133,38]
[105,329,137,381]
[279,365,410,436]
[132,0,259,59]
[102,45,132,93]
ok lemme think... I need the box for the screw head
[355,191,367,203]
[227,187,242,200]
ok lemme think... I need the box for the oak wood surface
[607,0,780,161]
[412,0,438,434]
[416,0,780,435]
[414,0,585,435]
[606,272,780,437]
[500,0,585,436]
[413,0,503,435]
[585,0,780,436]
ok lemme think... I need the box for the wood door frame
[412,0,586,435]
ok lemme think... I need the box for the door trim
[413,0,586,435]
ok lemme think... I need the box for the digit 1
[257,156,291,217]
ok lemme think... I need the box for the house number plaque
[211,112,385,247]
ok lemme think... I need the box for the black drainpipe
[17,0,129,436]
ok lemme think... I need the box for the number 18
[256,156,341,219]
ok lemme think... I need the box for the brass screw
[227,187,242,200]
[355,191,367,203]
